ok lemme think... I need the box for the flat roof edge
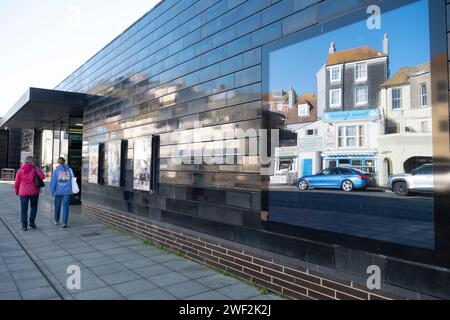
[0,87,87,129]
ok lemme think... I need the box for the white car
[387,163,450,196]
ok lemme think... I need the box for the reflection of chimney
[329,42,336,54]
[383,33,389,55]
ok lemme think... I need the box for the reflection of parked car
[388,163,436,196]
[294,167,376,192]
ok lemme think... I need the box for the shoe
[22,226,27,231]
[53,220,59,225]
[29,224,37,229]
[62,224,68,228]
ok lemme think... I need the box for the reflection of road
[271,186,432,199]
[268,187,434,249]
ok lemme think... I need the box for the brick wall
[82,202,400,300]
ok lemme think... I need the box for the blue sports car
[294,167,376,192]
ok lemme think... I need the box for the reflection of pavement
[268,189,434,250]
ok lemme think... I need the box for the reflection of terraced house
[269,88,319,183]
[377,62,433,186]
[315,37,389,175]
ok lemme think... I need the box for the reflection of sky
[269,0,430,94]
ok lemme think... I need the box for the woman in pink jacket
[14,156,46,231]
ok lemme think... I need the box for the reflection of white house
[269,89,318,184]
[289,110,384,178]
[293,120,326,177]
[321,110,383,173]
[378,63,433,186]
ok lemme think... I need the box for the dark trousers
[20,195,39,227]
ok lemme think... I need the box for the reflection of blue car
[294,167,376,192]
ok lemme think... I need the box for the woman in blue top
[50,157,73,228]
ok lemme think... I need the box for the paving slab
[165,280,211,299]
[99,271,141,286]
[112,279,157,296]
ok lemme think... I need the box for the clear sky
[269,0,430,94]
[0,0,159,116]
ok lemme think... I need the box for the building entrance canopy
[0,88,86,130]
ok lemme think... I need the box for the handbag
[70,169,80,194]
[34,167,46,189]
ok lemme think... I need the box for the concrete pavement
[0,182,282,300]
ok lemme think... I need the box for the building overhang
[0,88,87,130]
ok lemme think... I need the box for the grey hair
[24,156,34,164]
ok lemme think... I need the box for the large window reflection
[267,0,438,249]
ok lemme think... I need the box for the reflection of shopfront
[320,109,382,177]
[324,156,376,173]
[270,146,298,184]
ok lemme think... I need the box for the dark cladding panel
[0,129,8,169]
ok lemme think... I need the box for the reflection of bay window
[355,86,368,105]
[420,83,428,107]
[330,89,342,108]
[298,104,310,117]
[355,62,368,82]
[392,88,402,109]
[338,125,365,148]
[330,65,342,83]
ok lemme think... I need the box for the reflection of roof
[297,93,317,108]
[381,62,430,87]
[327,46,386,66]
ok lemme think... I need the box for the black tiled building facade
[57,0,271,243]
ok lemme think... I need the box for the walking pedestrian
[14,156,46,231]
[50,157,74,228]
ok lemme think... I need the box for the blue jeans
[54,195,71,225]
[20,195,39,227]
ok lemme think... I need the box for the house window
[355,63,368,82]
[298,104,310,117]
[392,88,402,109]
[421,120,431,133]
[355,87,368,105]
[306,129,318,136]
[330,66,341,83]
[330,89,342,108]
[352,160,363,171]
[338,125,365,148]
[420,83,428,107]
[359,125,365,146]
[276,103,283,111]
